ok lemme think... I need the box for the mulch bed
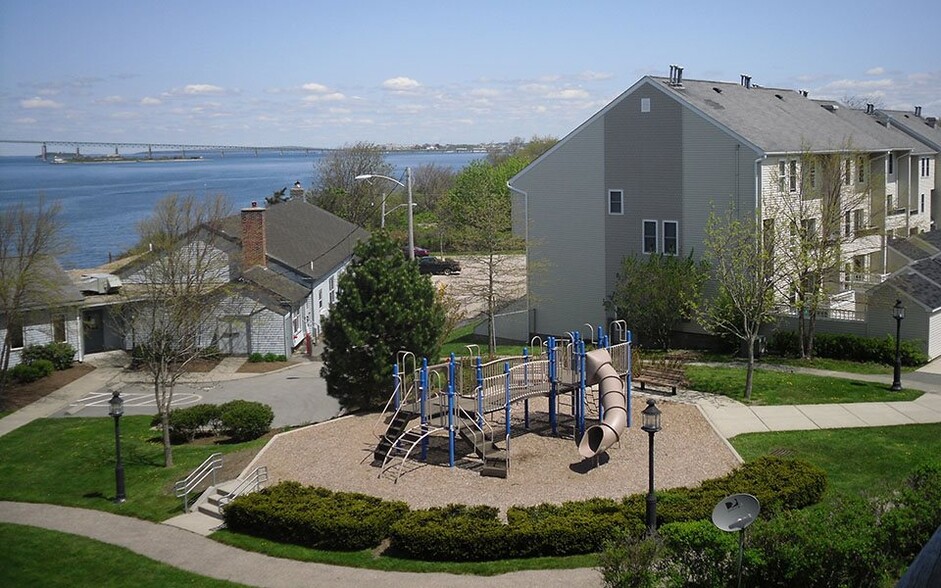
[235,361,292,374]
[1,363,96,412]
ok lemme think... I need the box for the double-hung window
[608,190,623,215]
[662,221,678,255]
[858,156,866,183]
[788,160,798,192]
[642,220,658,254]
[328,276,336,304]
[887,153,894,175]
[53,315,66,343]
[922,157,932,178]
[844,160,851,186]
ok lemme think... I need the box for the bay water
[0,150,483,269]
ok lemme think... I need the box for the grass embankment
[439,322,529,359]
[684,365,922,405]
[0,523,245,588]
[731,423,941,497]
[0,416,268,522]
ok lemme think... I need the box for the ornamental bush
[165,404,222,443]
[769,331,927,366]
[10,359,55,383]
[21,342,76,370]
[389,504,509,561]
[507,498,644,557]
[224,481,408,550]
[659,520,764,588]
[219,400,274,441]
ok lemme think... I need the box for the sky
[1,0,939,156]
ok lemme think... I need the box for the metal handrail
[373,373,403,439]
[217,466,269,507]
[379,425,445,483]
[174,452,223,512]
[457,404,494,464]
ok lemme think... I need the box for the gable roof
[218,199,369,280]
[879,110,941,151]
[1,256,84,312]
[241,266,309,306]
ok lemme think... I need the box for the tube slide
[577,348,627,459]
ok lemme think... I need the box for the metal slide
[577,348,628,458]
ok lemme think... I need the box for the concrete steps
[195,479,240,520]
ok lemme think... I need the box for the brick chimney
[240,201,267,269]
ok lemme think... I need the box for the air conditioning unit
[78,273,123,294]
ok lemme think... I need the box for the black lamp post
[108,390,126,503]
[641,398,662,535]
[891,299,905,392]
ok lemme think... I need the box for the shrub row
[151,400,273,443]
[9,359,55,383]
[769,331,928,366]
[225,481,409,550]
[600,463,941,588]
[248,352,287,363]
[224,457,824,561]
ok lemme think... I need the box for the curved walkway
[0,501,600,587]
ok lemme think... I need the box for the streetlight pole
[108,390,126,503]
[354,167,415,260]
[891,299,905,392]
[641,398,662,535]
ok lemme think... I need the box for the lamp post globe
[641,399,662,535]
[108,390,126,503]
[891,299,905,392]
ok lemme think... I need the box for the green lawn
[731,423,941,496]
[439,321,529,360]
[760,355,916,375]
[0,522,245,587]
[212,529,597,575]
[684,365,922,405]
[0,416,268,521]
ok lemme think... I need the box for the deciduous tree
[320,232,445,411]
[115,194,231,467]
[308,142,393,228]
[0,198,68,400]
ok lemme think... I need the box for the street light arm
[355,168,415,260]
[354,173,406,190]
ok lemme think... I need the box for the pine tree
[320,232,445,410]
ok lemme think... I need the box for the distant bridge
[0,139,333,160]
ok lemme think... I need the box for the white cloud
[866,67,886,76]
[471,88,500,98]
[578,70,613,81]
[303,92,345,102]
[382,77,421,92]
[328,107,351,114]
[140,97,162,106]
[183,84,224,95]
[20,97,62,109]
[548,88,590,100]
[14,117,37,124]
[97,95,125,104]
[302,82,330,93]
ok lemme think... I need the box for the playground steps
[456,420,508,478]
[375,410,419,462]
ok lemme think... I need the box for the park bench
[636,365,684,396]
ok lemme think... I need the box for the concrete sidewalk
[0,501,600,588]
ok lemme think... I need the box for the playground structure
[371,322,633,481]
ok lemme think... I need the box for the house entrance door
[219,317,250,355]
[82,309,105,353]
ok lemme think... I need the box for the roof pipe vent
[799,90,809,98]
[915,106,922,117]
[674,65,683,86]
[866,103,874,115]
[740,74,752,89]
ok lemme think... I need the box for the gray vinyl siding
[928,312,941,359]
[2,309,82,368]
[603,84,683,296]
[250,309,290,356]
[514,116,606,337]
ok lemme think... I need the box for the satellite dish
[711,493,760,532]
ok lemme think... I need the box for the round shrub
[219,400,274,441]
[224,482,408,550]
[10,359,55,383]
[22,342,76,370]
[248,353,264,363]
[167,403,222,443]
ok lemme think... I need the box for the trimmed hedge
[624,456,827,525]
[225,482,409,550]
[769,331,928,366]
[507,498,645,557]
[150,404,222,443]
[389,505,508,561]
[248,352,287,363]
[9,359,55,383]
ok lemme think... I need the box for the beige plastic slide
[577,348,628,459]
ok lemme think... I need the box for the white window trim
[642,219,658,254]
[640,98,651,113]
[607,189,624,215]
[662,220,679,256]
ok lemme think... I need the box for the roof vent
[740,74,752,89]
[821,103,839,112]
[865,103,874,115]
[799,90,809,97]
[927,117,938,129]
[774,93,784,101]
[668,64,684,86]
[78,273,123,295]
[713,87,722,94]
[915,106,922,117]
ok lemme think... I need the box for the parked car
[403,246,430,258]
[418,256,461,275]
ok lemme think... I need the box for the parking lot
[428,253,526,322]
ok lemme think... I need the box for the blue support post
[448,353,456,468]
[504,362,511,444]
[598,325,605,349]
[476,356,484,428]
[523,347,530,429]
[548,336,557,435]
[420,358,428,461]
[392,364,400,410]
[578,338,587,438]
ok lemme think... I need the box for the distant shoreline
[46,155,204,165]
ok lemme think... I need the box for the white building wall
[1,308,82,368]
